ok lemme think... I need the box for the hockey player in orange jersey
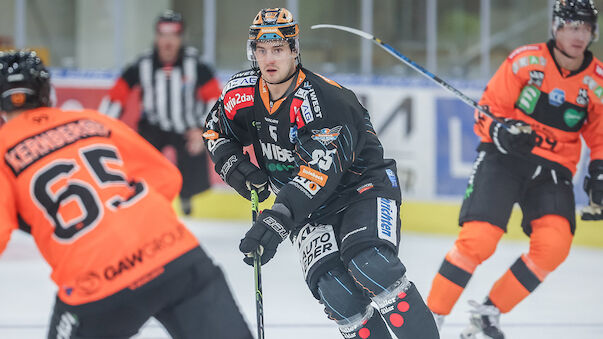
[427,1,603,338]
[0,50,252,339]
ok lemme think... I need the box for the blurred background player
[0,50,251,339]
[427,1,603,338]
[203,8,439,339]
[100,9,221,215]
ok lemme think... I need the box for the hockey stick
[311,24,521,132]
[251,189,265,339]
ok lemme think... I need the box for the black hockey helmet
[0,50,51,113]
[553,0,599,40]
[155,9,184,34]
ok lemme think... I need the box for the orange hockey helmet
[247,8,300,67]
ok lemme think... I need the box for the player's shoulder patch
[593,60,603,80]
[507,43,543,61]
[222,70,257,119]
[222,69,258,94]
[509,43,547,74]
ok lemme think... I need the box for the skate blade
[460,324,481,339]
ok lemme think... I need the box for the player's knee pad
[294,223,342,299]
[347,247,439,338]
[316,266,372,322]
[528,214,573,274]
[451,221,503,270]
[346,246,406,297]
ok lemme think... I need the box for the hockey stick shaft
[310,24,513,131]
[251,190,265,339]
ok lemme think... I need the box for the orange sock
[428,221,503,315]
[489,215,572,313]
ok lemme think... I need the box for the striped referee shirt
[100,46,221,133]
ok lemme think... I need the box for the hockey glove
[489,119,536,155]
[239,208,293,266]
[215,153,270,202]
[581,160,603,221]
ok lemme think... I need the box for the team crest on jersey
[528,70,544,87]
[549,88,565,107]
[311,126,342,146]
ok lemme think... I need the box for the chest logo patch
[549,88,565,107]
[576,88,589,106]
[311,126,342,146]
[563,108,585,128]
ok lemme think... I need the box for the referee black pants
[137,120,210,199]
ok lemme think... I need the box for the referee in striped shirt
[100,10,221,215]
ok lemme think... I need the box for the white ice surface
[1,218,602,339]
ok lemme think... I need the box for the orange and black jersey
[0,108,199,305]
[475,40,603,175]
[204,68,401,224]
[101,46,221,133]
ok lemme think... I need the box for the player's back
[0,107,199,305]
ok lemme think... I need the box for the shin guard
[373,277,440,339]
[338,306,392,339]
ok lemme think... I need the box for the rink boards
[50,70,602,248]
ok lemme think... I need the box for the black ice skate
[460,300,504,339]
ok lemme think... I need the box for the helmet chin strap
[553,41,578,59]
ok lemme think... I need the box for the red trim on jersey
[108,78,133,107]
[197,77,221,102]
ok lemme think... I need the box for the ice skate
[460,300,504,339]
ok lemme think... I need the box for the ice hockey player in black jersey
[203,8,439,339]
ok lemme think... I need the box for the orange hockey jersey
[0,107,199,305]
[475,41,603,175]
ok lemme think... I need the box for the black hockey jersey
[204,67,401,224]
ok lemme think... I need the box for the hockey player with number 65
[203,7,439,339]
[0,50,252,339]
[428,1,603,338]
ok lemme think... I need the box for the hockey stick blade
[311,24,514,131]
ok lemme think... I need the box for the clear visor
[553,17,599,41]
[246,38,299,62]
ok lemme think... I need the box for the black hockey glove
[215,153,270,202]
[581,160,603,221]
[239,208,293,266]
[489,119,537,155]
